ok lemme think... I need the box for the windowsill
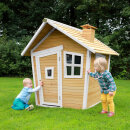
[64,75,83,78]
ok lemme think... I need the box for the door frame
[32,45,63,107]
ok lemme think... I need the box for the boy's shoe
[108,112,115,117]
[100,110,108,114]
[25,105,34,111]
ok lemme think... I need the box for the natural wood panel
[62,103,82,109]
[25,24,53,56]
[40,54,58,103]
[62,99,83,104]
[34,30,86,109]
[87,53,109,108]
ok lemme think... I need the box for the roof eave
[47,19,96,54]
[21,22,47,56]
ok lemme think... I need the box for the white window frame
[96,53,106,59]
[45,67,54,79]
[64,51,83,78]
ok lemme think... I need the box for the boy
[11,78,43,111]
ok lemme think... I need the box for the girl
[87,57,116,117]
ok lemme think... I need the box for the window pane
[67,66,71,75]
[66,54,72,64]
[74,67,80,75]
[74,55,81,64]
[47,69,52,76]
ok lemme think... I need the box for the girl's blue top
[16,86,41,104]
[89,70,116,94]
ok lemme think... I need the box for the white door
[35,46,62,107]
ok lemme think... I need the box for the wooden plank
[33,30,87,109]
[25,24,53,56]
[87,53,109,108]
[39,54,58,103]
[33,56,40,105]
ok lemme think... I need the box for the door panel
[39,54,58,103]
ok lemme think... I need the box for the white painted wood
[31,28,55,53]
[32,45,63,56]
[58,50,62,107]
[45,67,54,79]
[37,104,60,108]
[42,102,59,106]
[21,18,119,57]
[31,55,38,105]
[46,18,82,32]
[95,53,106,59]
[64,51,83,78]
[108,55,111,71]
[47,21,95,53]
[35,56,44,105]
[35,46,63,107]
[21,22,47,56]
[87,101,101,109]
[82,50,91,109]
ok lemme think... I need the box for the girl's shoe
[108,112,115,117]
[25,105,34,111]
[100,110,108,114]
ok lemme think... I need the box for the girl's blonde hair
[23,78,32,86]
[94,57,107,72]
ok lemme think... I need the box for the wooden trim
[45,67,54,79]
[37,104,60,108]
[87,101,101,109]
[21,22,47,56]
[45,18,82,32]
[31,55,38,105]
[32,45,63,56]
[35,46,63,107]
[47,20,96,53]
[31,28,55,53]
[95,53,106,59]
[95,38,119,56]
[108,55,111,71]
[35,56,43,105]
[82,50,91,109]
[58,50,63,107]
[64,51,84,78]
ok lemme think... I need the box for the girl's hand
[39,80,44,86]
[109,91,113,96]
[87,69,90,74]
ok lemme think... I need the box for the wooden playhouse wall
[33,29,87,109]
[87,54,109,108]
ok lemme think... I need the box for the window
[45,67,54,79]
[96,53,106,59]
[64,51,83,78]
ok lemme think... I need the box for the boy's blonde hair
[94,57,107,72]
[23,78,32,86]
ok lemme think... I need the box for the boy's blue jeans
[11,98,29,110]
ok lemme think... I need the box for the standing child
[11,78,43,111]
[87,57,116,117]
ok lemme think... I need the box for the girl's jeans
[12,98,29,110]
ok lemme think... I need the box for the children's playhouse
[21,18,119,109]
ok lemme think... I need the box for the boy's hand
[87,69,90,74]
[39,80,44,86]
[109,91,113,96]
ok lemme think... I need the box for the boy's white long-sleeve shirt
[16,86,41,104]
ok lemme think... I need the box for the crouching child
[11,78,43,111]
